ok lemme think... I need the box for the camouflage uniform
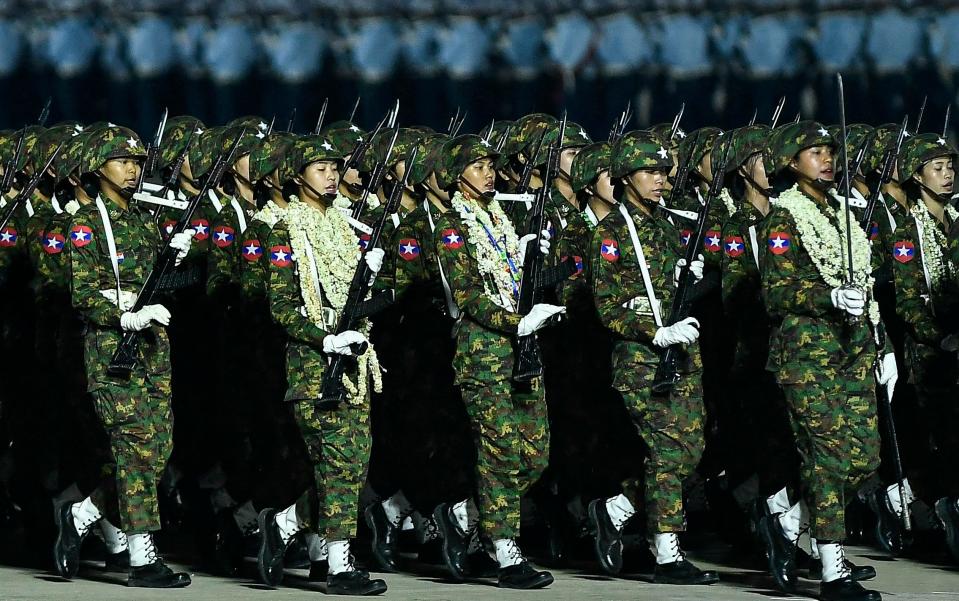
[266,137,372,541]
[592,131,705,533]
[68,127,173,533]
[759,122,882,541]
[433,135,550,541]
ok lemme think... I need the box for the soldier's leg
[512,377,550,495]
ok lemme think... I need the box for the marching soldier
[54,125,195,587]
[587,130,717,585]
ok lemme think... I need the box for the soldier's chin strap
[230,167,255,192]
[739,168,774,198]
[623,178,659,211]
[97,169,135,201]
[915,179,953,206]
[458,176,495,201]
[300,177,339,204]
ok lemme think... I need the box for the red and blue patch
[680,229,692,247]
[724,235,745,258]
[869,222,880,241]
[270,245,292,268]
[42,232,65,254]
[191,219,210,241]
[600,238,620,262]
[0,227,18,247]
[768,231,791,255]
[242,240,263,262]
[442,229,463,250]
[704,230,722,253]
[398,238,420,261]
[70,224,93,248]
[358,233,371,251]
[115,252,125,264]
[213,225,235,248]
[563,255,585,278]
[892,240,915,263]
[161,219,177,237]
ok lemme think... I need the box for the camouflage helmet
[407,133,450,187]
[827,123,874,177]
[30,123,83,178]
[226,115,270,135]
[51,128,94,182]
[897,133,957,184]
[610,130,673,179]
[286,135,343,177]
[321,120,367,157]
[188,126,225,180]
[80,125,147,174]
[678,127,722,173]
[649,122,688,151]
[763,120,835,177]
[864,123,905,175]
[530,121,594,168]
[0,130,14,166]
[14,126,47,172]
[159,116,205,170]
[501,113,556,164]
[250,132,296,184]
[218,126,265,164]
[437,134,500,189]
[720,125,771,172]
[366,127,422,172]
[570,142,612,193]
[479,120,513,151]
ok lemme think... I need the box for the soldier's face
[594,169,615,202]
[234,154,251,181]
[743,153,769,189]
[181,156,194,181]
[560,148,580,175]
[625,168,667,202]
[699,151,713,183]
[428,172,449,202]
[791,145,834,182]
[299,160,340,198]
[342,154,362,186]
[916,157,955,196]
[100,158,141,190]
[458,158,496,199]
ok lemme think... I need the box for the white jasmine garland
[283,194,382,401]
[252,199,288,228]
[773,185,880,324]
[450,191,522,311]
[910,202,959,291]
[720,188,737,217]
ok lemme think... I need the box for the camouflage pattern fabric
[763,120,835,178]
[569,142,611,193]
[610,130,672,179]
[407,133,450,187]
[897,133,958,184]
[321,120,367,159]
[591,202,704,532]
[863,123,904,176]
[158,116,206,170]
[249,133,296,184]
[438,135,500,190]
[80,126,147,174]
[68,200,173,533]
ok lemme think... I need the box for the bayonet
[669,103,686,142]
[770,96,786,128]
[314,98,328,135]
[37,97,52,127]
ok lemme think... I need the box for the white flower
[720,188,737,217]
[909,201,958,292]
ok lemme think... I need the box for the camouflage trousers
[618,367,705,534]
[779,356,880,541]
[291,398,372,542]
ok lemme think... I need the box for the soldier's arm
[720,221,747,309]
[67,216,122,329]
[591,223,659,343]
[266,224,329,348]
[238,220,270,300]
[391,221,425,301]
[890,229,942,345]
[760,210,835,318]
[434,216,522,334]
[206,204,238,299]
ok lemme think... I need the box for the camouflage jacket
[759,193,882,383]
[206,191,245,299]
[0,199,32,289]
[552,199,595,309]
[675,186,727,270]
[154,189,214,290]
[388,203,441,302]
[591,202,698,387]
[239,214,274,303]
[888,202,957,347]
[34,202,75,302]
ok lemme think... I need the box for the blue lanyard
[464,206,521,300]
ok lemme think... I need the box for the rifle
[133,108,168,195]
[608,101,632,143]
[836,134,871,197]
[449,110,467,138]
[351,127,399,222]
[318,143,419,409]
[349,96,361,123]
[0,127,25,196]
[770,96,786,128]
[837,74,856,292]
[38,97,52,127]
[943,104,952,140]
[914,95,927,133]
[313,99,328,135]
[748,108,758,126]
[512,114,569,383]
[107,131,248,378]
[341,101,397,183]
[157,124,199,199]
[859,116,908,231]
[0,144,63,234]
[287,107,297,134]
[669,103,686,142]
[651,138,733,393]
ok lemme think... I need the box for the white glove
[673,254,704,287]
[170,228,196,267]
[518,229,551,265]
[652,317,701,348]
[364,247,385,274]
[517,303,566,337]
[322,330,369,356]
[941,334,959,352]
[831,286,865,317]
[875,352,899,402]
[120,304,171,331]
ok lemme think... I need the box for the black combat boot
[587,498,623,575]
[364,503,398,572]
[433,503,468,581]
[757,513,797,591]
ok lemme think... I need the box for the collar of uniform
[549,185,575,213]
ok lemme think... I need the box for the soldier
[431,134,563,589]
[587,130,716,585]
[886,134,959,563]
[53,125,195,587]
[255,136,388,596]
[758,121,890,601]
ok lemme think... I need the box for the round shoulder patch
[441,229,463,250]
[892,240,915,263]
[767,231,791,255]
[270,245,292,267]
[600,238,620,262]
[70,224,93,248]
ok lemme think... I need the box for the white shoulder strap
[883,200,897,233]
[391,212,400,229]
[748,224,760,269]
[618,203,663,327]
[911,214,935,307]
[51,194,63,215]
[584,205,598,227]
[25,199,34,217]
[229,197,248,234]
[208,189,223,213]
[94,197,123,306]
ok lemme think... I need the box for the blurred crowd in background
[1,1,958,140]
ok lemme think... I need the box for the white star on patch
[126,138,139,149]
[273,249,289,262]
[602,243,618,255]
[0,232,12,243]
[818,127,829,137]
[578,129,589,140]
[770,236,787,249]
[215,230,231,242]
[896,246,910,257]
[245,244,259,255]
[445,233,461,244]
[938,137,947,146]
[74,230,90,241]
[194,223,208,236]
[726,240,743,252]
[47,237,61,249]
[349,125,361,133]
[322,141,333,151]
[707,235,721,247]
[657,146,668,159]
[401,243,416,255]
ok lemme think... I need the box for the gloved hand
[652,317,701,348]
[120,304,171,331]
[941,334,959,352]
[364,247,385,274]
[673,254,704,287]
[831,286,865,317]
[323,330,369,356]
[170,228,196,267]
[518,229,551,265]
[517,303,566,337]
[875,352,899,402]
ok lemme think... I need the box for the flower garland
[720,188,738,217]
[450,191,522,311]
[910,201,959,292]
[283,194,382,400]
[252,199,288,228]
[773,185,880,324]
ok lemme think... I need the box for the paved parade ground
[1,545,958,600]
